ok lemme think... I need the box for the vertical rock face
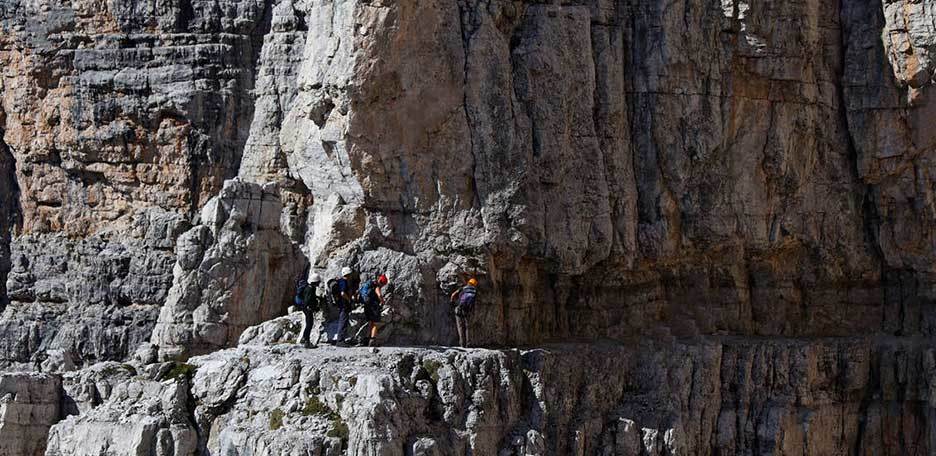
[3,0,936,454]
[0,372,61,456]
[843,0,936,335]
[0,0,279,368]
[275,0,890,345]
[149,180,305,361]
[3,0,931,358]
[0,209,188,370]
[0,0,269,235]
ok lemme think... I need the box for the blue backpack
[359,280,378,305]
[294,278,308,310]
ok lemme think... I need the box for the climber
[449,278,478,348]
[297,272,323,348]
[328,266,355,344]
[359,273,389,347]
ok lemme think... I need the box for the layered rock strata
[0,0,934,357]
[233,0,936,346]
[0,209,187,371]
[0,0,935,454]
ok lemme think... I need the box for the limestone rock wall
[39,335,936,456]
[0,0,936,453]
[0,209,188,370]
[0,372,61,456]
[149,180,305,361]
[0,0,293,368]
[250,0,935,346]
[0,0,269,236]
[0,0,933,356]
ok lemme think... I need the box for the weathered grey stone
[43,335,936,456]
[3,0,936,454]
[47,374,197,456]
[0,0,271,237]
[257,0,923,348]
[0,372,60,456]
[150,180,305,361]
[0,209,187,371]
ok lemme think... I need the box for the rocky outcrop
[41,335,936,456]
[0,0,932,352]
[0,372,60,456]
[262,0,935,347]
[48,372,197,456]
[842,0,936,336]
[149,180,305,361]
[0,209,187,371]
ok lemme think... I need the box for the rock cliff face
[149,179,306,361]
[35,325,936,456]
[1,0,936,454]
[0,372,60,456]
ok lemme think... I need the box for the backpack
[359,280,378,306]
[294,278,309,310]
[456,285,477,316]
[328,277,352,309]
[327,278,340,302]
[302,283,320,312]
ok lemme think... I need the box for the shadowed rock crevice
[0,130,19,313]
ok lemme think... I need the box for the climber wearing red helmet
[358,273,389,347]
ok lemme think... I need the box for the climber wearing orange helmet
[449,278,479,348]
[359,273,389,347]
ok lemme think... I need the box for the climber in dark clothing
[449,278,478,348]
[296,272,323,348]
[329,267,355,344]
[359,274,389,347]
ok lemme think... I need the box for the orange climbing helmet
[378,274,389,286]
[467,278,478,287]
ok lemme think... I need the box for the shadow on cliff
[0,127,21,313]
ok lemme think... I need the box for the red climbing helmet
[377,274,389,286]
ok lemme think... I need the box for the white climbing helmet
[308,272,321,284]
[341,266,353,277]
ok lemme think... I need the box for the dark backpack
[329,278,352,309]
[294,278,309,310]
[456,285,477,316]
[302,284,320,312]
[327,278,340,301]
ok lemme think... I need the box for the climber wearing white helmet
[327,266,356,344]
